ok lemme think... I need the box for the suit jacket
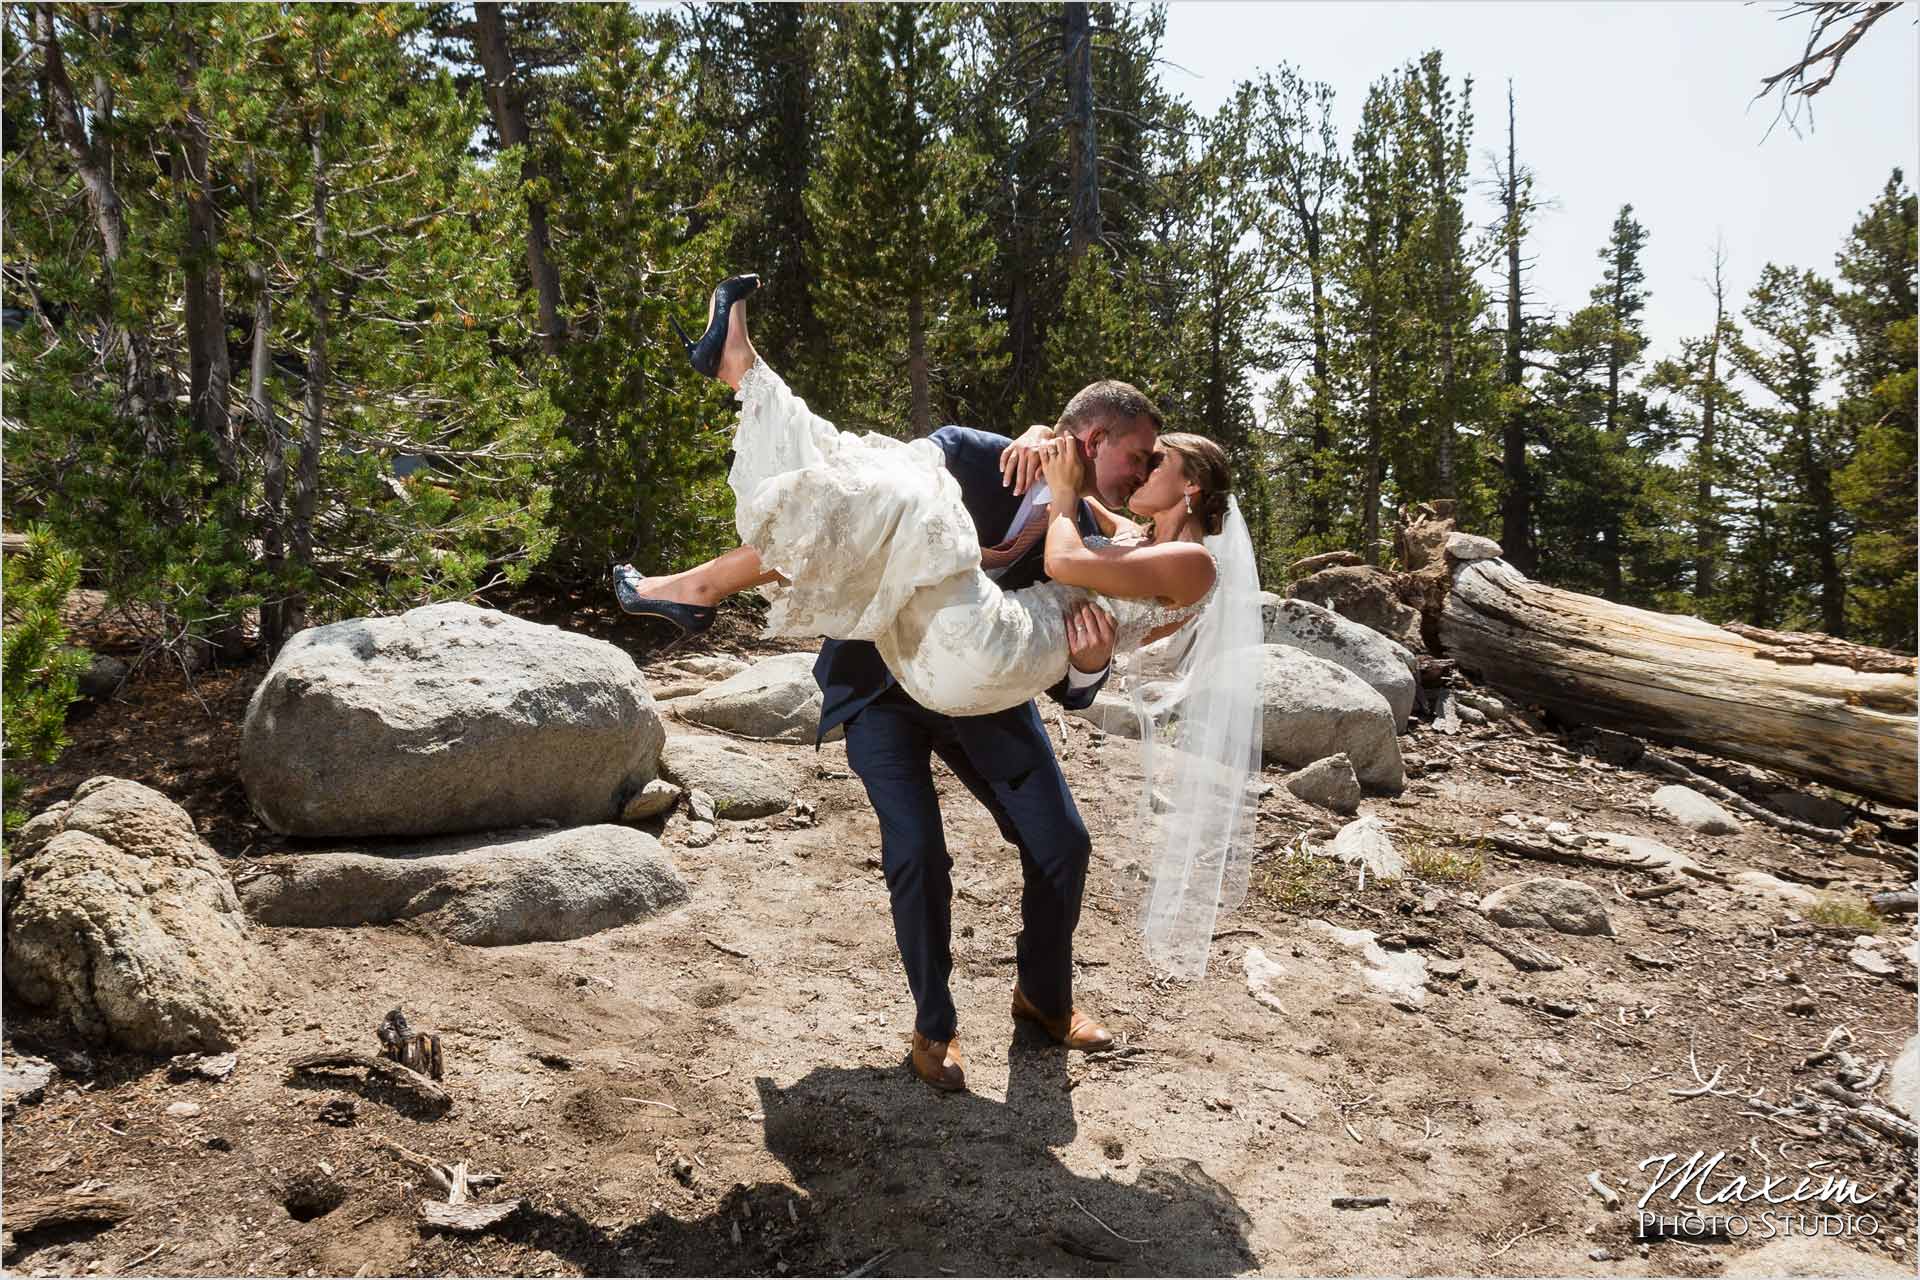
[813,425,1108,768]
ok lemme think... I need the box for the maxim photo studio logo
[1633,1150,1885,1241]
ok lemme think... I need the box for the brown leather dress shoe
[909,1031,966,1092]
[1011,984,1115,1051]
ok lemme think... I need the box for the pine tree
[806,4,1002,437]
[1647,242,1743,614]
[1828,170,1917,651]
[1253,65,1344,547]
[1730,264,1849,635]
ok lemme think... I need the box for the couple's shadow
[515,1037,1256,1276]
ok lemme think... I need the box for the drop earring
[1185,494,1193,515]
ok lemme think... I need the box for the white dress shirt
[985,480,1105,690]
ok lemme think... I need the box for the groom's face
[1085,417,1160,507]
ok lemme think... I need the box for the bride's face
[1126,447,1195,517]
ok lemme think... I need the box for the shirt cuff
[1066,662,1107,691]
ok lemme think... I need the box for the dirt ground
[4,588,1917,1278]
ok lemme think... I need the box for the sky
[1155,0,1918,367]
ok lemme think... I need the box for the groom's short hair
[1057,380,1163,439]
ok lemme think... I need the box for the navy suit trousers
[843,685,1091,1042]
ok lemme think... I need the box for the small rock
[317,1097,356,1126]
[1456,704,1487,726]
[205,1134,233,1151]
[684,820,718,849]
[1284,754,1362,815]
[165,1101,204,1118]
[687,789,717,824]
[1454,690,1518,720]
[1430,690,1461,735]
[1786,997,1818,1017]
[1331,815,1402,879]
[2,1056,56,1109]
[1850,948,1895,977]
[167,1051,237,1082]
[621,779,683,823]
[1444,532,1503,562]
[1651,785,1742,835]
[1479,878,1614,937]
[790,800,817,829]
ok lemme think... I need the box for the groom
[815,381,1164,1092]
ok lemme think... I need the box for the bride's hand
[1040,435,1085,499]
[999,424,1056,495]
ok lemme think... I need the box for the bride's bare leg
[716,297,757,391]
[625,545,785,607]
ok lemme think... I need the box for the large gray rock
[1651,784,1742,835]
[238,825,688,945]
[1480,877,1614,936]
[4,778,259,1053]
[1065,690,1143,739]
[1284,754,1362,815]
[673,652,842,743]
[659,736,792,820]
[1257,645,1405,792]
[1891,1034,1920,1122]
[240,602,663,838]
[1260,595,1417,731]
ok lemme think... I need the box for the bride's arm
[1038,440,1214,606]
[1044,518,1215,606]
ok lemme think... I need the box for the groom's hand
[1066,603,1116,674]
[999,424,1055,495]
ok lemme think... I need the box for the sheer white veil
[1125,495,1264,979]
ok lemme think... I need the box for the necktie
[979,503,1053,572]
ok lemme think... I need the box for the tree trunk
[178,38,236,481]
[907,290,929,436]
[1062,2,1100,261]
[474,2,565,354]
[36,4,162,451]
[288,114,329,639]
[1439,557,1915,807]
[1306,252,1331,540]
[248,158,288,658]
[1697,248,1724,602]
[1499,83,1535,575]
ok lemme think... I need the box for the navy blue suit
[814,425,1107,1042]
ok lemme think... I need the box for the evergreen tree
[1828,170,1917,650]
[806,3,1002,437]
[1729,264,1849,635]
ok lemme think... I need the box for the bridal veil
[1126,495,1264,979]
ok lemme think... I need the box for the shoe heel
[668,313,696,356]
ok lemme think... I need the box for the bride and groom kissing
[618,274,1263,1093]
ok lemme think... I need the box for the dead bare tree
[1755,1,1904,137]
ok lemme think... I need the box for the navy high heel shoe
[670,273,763,379]
[613,564,715,638]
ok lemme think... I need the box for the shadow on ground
[505,1045,1257,1276]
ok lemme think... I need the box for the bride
[620,275,1265,978]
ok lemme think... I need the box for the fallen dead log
[2,1192,133,1247]
[1479,832,1664,875]
[421,1200,522,1233]
[287,1052,451,1113]
[1871,891,1917,915]
[1457,920,1563,972]
[1439,558,1916,808]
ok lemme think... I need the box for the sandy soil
[4,592,1915,1277]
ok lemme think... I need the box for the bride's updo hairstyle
[1157,432,1232,537]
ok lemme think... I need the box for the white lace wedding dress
[727,360,1213,717]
